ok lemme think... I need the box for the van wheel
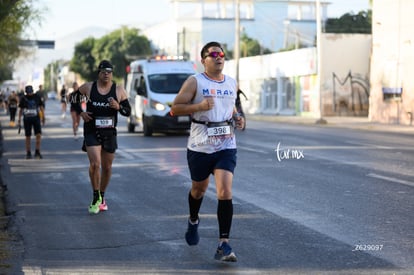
[143,116,153,136]
[127,122,135,133]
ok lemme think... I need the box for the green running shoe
[88,194,102,214]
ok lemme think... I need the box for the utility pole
[315,0,327,124]
[182,27,186,58]
[234,0,240,84]
[50,63,54,92]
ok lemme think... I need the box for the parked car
[47,91,57,100]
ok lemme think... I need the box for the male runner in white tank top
[172,41,245,262]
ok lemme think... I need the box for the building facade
[369,0,414,125]
[143,0,328,61]
[223,33,371,117]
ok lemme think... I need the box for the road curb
[247,114,414,134]
[0,122,10,270]
[0,122,20,274]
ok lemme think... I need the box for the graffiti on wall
[332,71,369,116]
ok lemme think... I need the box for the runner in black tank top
[72,60,131,215]
[84,81,118,135]
[69,82,81,139]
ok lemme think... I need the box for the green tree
[70,37,97,82]
[43,60,64,92]
[240,33,272,57]
[71,27,152,83]
[93,27,152,80]
[325,10,372,34]
[0,0,41,82]
[227,33,273,58]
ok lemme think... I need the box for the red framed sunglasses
[205,51,225,59]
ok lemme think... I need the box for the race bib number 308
[207,125,231,137]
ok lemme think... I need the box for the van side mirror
[135,77,147,97]
[137,86,147,97]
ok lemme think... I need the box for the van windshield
[148,73,193,94]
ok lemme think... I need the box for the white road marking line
[238,145,268,154]
[346,141,393,149]
[367,173,414,187]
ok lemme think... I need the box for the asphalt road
[0,101,413,274]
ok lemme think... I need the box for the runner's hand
[80,112,93,122]
[201,97,214,111]
[234,114,244,130]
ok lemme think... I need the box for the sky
[30,0,370,40]
[29,0,171,39]
[17,0,370,85]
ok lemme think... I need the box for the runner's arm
[171,76,210,115]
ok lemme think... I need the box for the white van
[125,56,197,136]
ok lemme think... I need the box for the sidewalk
[248,114,414,134]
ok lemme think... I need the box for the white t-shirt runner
[187,73,237,154]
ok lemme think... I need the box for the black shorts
[84,129,118,153]
[23,116,41,136]
[187,149,237,182]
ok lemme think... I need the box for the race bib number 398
[207,125,231,137]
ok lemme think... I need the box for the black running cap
[98,60,113,71]
[25,85,34,94]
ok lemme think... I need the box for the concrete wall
[222,34,371,117]
[320,33,371,116]
[224,48,317,115]
[369,0,414,125]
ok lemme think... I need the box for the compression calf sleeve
[92,190,100,204]
[188,192,203,222]
[217,199,233,239]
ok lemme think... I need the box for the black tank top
[84,81,118,133]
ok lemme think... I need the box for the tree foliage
[0,0,41,82]
[43,60,64,92]
[70,38,97,82]
[227,33,273,59]
[240,33,273,57]
[325,10,372,34]
[70,27,152,82]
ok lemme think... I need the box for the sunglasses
[100,68,113,73]
[205,51,225,59]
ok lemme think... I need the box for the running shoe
[88,195,102,214]
[214,242,237,262]
[185,218,200,245]
[99,199,108,211]
[34,151,43,159]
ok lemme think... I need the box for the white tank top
[187,73,237,153]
